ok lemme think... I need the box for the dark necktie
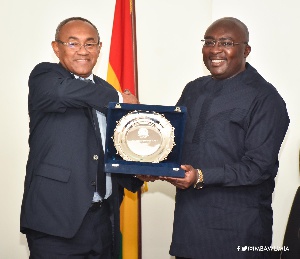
[80,77,106,198]
[92,109,106,198]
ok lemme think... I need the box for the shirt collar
[73,74,94,82]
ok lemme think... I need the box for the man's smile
[210,59,226,66]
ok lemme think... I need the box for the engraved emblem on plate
[113,111,175,163]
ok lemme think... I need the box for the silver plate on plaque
[113,110,175,163]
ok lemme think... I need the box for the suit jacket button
[91,181,96,186]
[93,155,98,160]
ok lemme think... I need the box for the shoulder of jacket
[185,75,211,89]
[244,65,280,98]
[33,62,60,71]
[30,62,72,78]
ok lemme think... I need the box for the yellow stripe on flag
[107,63,122,92]
[120,189,139,258]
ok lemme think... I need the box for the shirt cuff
[117,91,123,103]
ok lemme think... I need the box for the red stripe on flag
[108,0,136,95]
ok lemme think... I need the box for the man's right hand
[121,89,139,104]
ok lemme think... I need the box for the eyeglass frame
[55,39,101,52]
[201,39,248,48]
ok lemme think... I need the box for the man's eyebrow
[68,36,80,41]
[219,37,234,41]
[67,36,98,42]
[85,37,98,42]
[204,36,234,41]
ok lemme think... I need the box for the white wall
[1,1,299,258]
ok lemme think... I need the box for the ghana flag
[106,0,141,258]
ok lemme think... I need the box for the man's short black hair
[55,17,100,43]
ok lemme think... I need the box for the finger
[181,164,190,171]
[172,178,179,186]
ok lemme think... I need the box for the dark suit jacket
[20,62,143,258]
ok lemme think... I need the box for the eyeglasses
[56,40,100,52]
[201,39,248,48]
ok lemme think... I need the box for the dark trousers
[26,202,112,259]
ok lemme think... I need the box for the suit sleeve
[114,174,143,193]
[29,62,119,113]
[203,92,289,186]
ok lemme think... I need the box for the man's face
[52,20,101,78]
[202,21,251,80]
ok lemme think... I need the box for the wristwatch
[194,169,204,189]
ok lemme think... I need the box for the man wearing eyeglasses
[20,17,143,259]
[163,17,289,258]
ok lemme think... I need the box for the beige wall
[1,0,299,258]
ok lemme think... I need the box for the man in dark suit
[162,17,289,259]
[20,17,143,259]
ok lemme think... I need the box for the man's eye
[68,42,79,47]
[204,41,215,46]
[220,41,233,47]
[85,43,95,47]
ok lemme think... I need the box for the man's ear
[51,41,60,58]
[244,44,251,58]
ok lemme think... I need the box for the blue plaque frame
[104,102,187,177]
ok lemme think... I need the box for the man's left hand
[160,164,198,189]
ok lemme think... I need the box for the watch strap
[194,169,204,189]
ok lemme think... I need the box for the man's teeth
[211,60,224,63]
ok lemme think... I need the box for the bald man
[21,17,143,259]
[164,17,289,259]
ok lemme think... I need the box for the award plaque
[104,102,187,177]
[113,110,175,163]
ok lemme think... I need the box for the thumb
[181,164,192,172]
